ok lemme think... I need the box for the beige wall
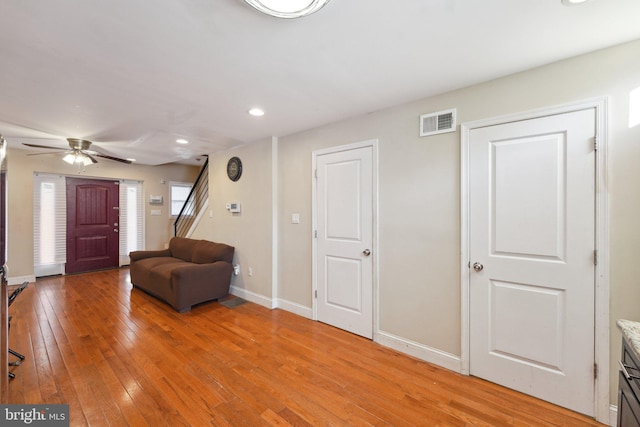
[194,39,640,407]
[191,139,274,300]
[6,148,200,278]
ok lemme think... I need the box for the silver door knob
[472,262,483,272]
[363,249,371,256]
[114,229,119,233]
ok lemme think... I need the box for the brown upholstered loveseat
[129,237,235,312]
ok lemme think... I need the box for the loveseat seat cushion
[130,256,186,299]
[136,256,186,272]
[169,236,195,262]
[148,259,193,284]
[192,240,234,264]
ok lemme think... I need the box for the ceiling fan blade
[85,153,99,164]
[26,151,64,156]
[95,153,132,164]
[22,142,67,150]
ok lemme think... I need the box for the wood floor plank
[5,269,606,426]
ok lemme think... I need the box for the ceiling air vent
[419,108,457,137]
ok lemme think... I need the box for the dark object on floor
[8,281,28,378]
[129,237,235,313]
[219,297,248,308]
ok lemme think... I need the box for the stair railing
[173,157,208,237]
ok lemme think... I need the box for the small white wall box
[228,202,241,213]
[149,195,163,205]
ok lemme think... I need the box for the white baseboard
[375,330,462,373]
[7,275,36,286]
[229,285,276,309]
[276,298,313,319]
[229,288,461,375]
[609,404,617,426]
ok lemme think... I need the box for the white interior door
[469,108,596,416]
[316,145,373,339]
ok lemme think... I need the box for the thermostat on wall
[226,202,241,213]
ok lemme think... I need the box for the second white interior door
[316,145,373,339]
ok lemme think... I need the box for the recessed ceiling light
[249,108,265,117]
[126,158,137,162]
[176,139,189,144]
[561,0,591,5]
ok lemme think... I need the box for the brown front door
[66,178,119,274]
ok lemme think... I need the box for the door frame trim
[311,139,379,338]
[460,97,609,423]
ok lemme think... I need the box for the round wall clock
[227,156,243,182]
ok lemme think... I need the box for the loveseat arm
[170,261,234,312]
[129,248,171,262]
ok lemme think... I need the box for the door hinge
[314,169,318,179]
[315,290,317,298]
[594,249,598,266]
[594,363,598,380]
[314,230,318,238]
[593,136,598,152]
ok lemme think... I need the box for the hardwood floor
[6,269,604,426]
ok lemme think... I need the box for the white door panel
[316,146,373,339]
[490,280,565,371]
[326,161,361,240]
[469,109,596,416]
[326,256,362,312]
[492,133,565,259]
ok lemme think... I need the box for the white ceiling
[1,0,639,165]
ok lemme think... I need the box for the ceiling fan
[22,138,132,165]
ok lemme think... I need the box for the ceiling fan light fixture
[63,151,93,166]
[244,0,330,18]
[62,152,76,164]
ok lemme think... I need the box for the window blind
[119,180,143,265]
[33,173,66,277]
[170,182,193,216]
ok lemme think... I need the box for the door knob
[114,229,119,233]
[472,262,483,272]
[363,249,371,256]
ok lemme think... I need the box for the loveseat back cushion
[192,240,235,264]
[169,237,196,262]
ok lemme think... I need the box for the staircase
[173,157,208,237]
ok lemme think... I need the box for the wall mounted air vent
[419,108,457,137]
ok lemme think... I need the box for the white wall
[195,38,640,407]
